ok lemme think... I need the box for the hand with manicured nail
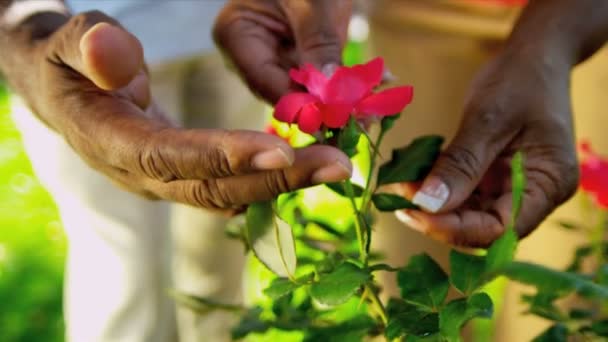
[394,0,608,247]
[0,10,352,211]
[213,0,353,103]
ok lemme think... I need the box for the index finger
[213,3,292,103]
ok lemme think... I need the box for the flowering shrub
[176,59,608,342]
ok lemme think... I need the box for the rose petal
[350,57,384,89]
[320,104,353,129]
[297,102,323,134]
[274,92,317,123]
[289,64,327,98]
[356,86,414,116]
[322,68,371,105]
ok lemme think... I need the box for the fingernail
[412,178,449,213]
[251,147,294,170]
[311,160,352,184]
[395,210,425,233]
[321,63,339,77]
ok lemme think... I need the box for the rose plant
[175,58,608,342]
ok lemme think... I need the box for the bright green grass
[0,83,65,341]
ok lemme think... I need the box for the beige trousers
[369,2,608,341]
[11,53,265,342]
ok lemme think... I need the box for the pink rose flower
[273,58,413,134]
[579,141,608,209]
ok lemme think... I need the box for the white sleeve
[2,0,69,28]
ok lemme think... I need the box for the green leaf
[556,220,581,230]
[326,182,364,197]
[439,293,493,342]
[386,298,440,340]
[485,228,517,275]
[521,292,565,321]
[303,315,376,342]
[377,135,444,186]
[569,308,593,320]
[449,250,485,295]
[485,152,526,275]
[246,202,297,278]
[381,113,401,132]
[263,274,313,300]
[225,214,247,244]
[310,262,371,306]
[397,253,449,310]
[231,307,271,340]
[591,320,608,337]
[169,290,243,314]
[338,117,361,157]
[500,261,608,300]
[566,245,593,272]
[372,193,418,211]
[532,324,568,342]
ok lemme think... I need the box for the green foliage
[0,83,65,341]
[246,202,297,278]
[372,193,418,211]
[337,117,361,158]
[500,262,608,300]
[326,182,364,198]
[263,274,313,300]
[303,315,376,342]
[531,324,568,342]
[397,254,449,310]
[377,135,443,186]
[310,262,371,306]
[449,250,485,295]
[386,299,439,340]
[439,293,493,342]
[194,67,608,342]
[380,113,400,133]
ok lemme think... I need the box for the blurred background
[0,82,66,341]
[1,1,607,341]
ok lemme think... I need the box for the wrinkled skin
[213,0,353,103]
[396,50,578,247]
[0,1,355,213]
[394,0,608,247]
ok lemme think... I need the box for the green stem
[592,210,607,266]
[344,179,367,262]
[365,284,388,326]
[359,128,387,263]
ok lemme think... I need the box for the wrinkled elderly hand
[213,0,353,103]
[395,49,578,247]
[391,0,608,247]
[3,11,352,211]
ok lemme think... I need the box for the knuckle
[207,131,237,178]
[138,135,177,182]
[440,145,483,183]
[264,170,292,197]
[299,29,342,61]
[190,179,231,209]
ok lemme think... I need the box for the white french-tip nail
[395,210,413,224]
[395,211,425,233]
[412,181,449,213]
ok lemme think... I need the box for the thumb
[51,11,144,91]
[281,0,352,71]
[412,119,508,213]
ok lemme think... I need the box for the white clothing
[12,1,264,341]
